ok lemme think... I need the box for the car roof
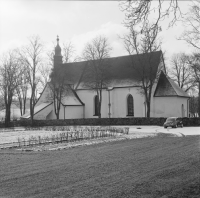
[167,117,178,119]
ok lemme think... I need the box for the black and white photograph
[0,0,199,197]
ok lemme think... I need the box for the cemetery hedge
[0,117,199,128]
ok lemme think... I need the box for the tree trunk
[23,97,27,115]
[53,99,60,120]
[5,104,11,127]
[19,99,23,116]
[56,111,59,119]
[146,101,151,118]
[98,90,102,118]
[56,97,60,119]
[199,82,200,117]
[30,97,34,126]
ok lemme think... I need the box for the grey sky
[0,0,194,64]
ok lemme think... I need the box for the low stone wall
[1,117,199,128]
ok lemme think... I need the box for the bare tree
[38,63,51,89]
[189,96,198,117]
[43,41,77,91]
[47,41,77,66]
[179,2,200,50]
[46,48,55,68]
[62,42,76,63]
[82,36,112,118]
[49,67,70,119]
[120,0,182,33]
[169,53,196,92]
[15,62,29,116]
[177,2,200,116]
[0,50,22,126]
[19,35,43,125]
[123,23,162,117]
[187,53,200,117]
[46,39,77,119]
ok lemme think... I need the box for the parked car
[164,117,183,128]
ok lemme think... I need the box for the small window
[127,94,134,116]
[94,95,99,116]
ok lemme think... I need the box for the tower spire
[57,35,59,45]
[54,35,62,67]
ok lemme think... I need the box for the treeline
[1,0,200,127]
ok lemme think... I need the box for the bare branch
[122,22,162,117]
[120,0,182,33]
[168,53,195,92]
[0,50,24,125]
[18,35,44,124]
[178,2,200,50]
[82,35,112,118]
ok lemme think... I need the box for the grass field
[0,135,200,198]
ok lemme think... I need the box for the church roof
[21,102,52,119]
[154,71,190,98]
[58,51,163,89]
[60,88,84,106]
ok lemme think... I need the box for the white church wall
[34,104,53,120]
[100,90,109,118]
[59,105,84,119]
[45,104,84,120]
[111,87,145,117]
[152,97,188,117]
[76,89,109,118]
[75,90,93,118]
[76,87,145,118]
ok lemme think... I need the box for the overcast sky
[0,0,194,65]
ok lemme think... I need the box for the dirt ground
[0,135,199,198]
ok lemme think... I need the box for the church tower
[54,36,63,67]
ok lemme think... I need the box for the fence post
[38,136,41,145]
[77,131,79,140]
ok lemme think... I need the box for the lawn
[0,136,199,198]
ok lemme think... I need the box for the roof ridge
[62,50,162,65]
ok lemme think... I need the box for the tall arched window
[181,104,184,117]
[94,95,99,116]
[127,94,134,116]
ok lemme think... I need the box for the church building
[22,37,190,120]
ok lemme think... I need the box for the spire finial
[57,35,59,45]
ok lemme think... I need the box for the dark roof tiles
[59,51,162,89]
[154,71,190,98]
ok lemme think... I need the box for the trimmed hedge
[1,117,199,128]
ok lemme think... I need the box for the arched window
[181,104,184,117]
[127,94,134,116]
[94,95,99,116]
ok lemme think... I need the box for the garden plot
[0,126,128,148]
[0,125,181,150]
[0,130,67,145]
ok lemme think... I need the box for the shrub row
[1,117,199,128]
